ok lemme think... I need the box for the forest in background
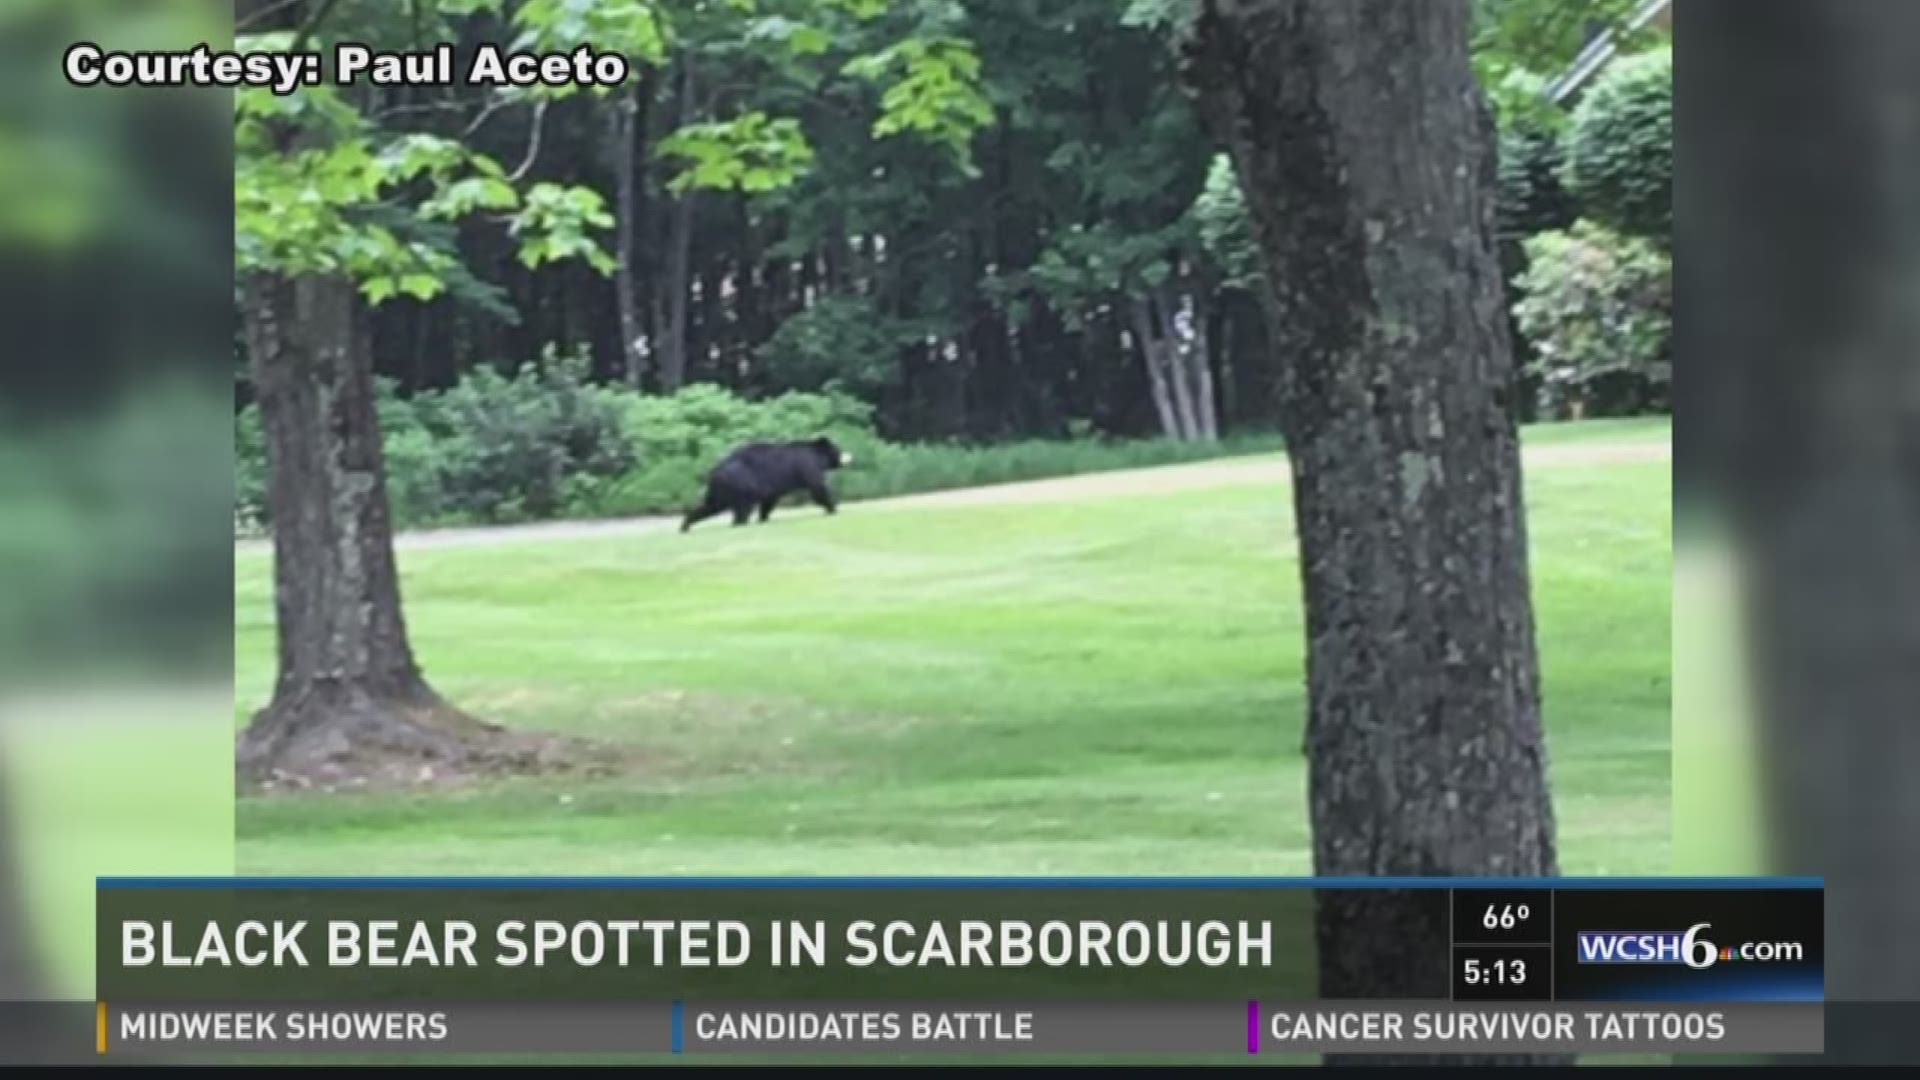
[233,0,1672,531]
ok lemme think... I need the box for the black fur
[681,437,851,532]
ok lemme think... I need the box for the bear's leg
[731,501,754,526]
[805,479,838,515]
[757,497,778,523]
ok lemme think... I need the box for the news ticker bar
[97,1001,1823,1057]
[96,878,1824,1009]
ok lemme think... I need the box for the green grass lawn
[234,417,1672,877]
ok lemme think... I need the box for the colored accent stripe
[1246,1000,1260,1054]
[97,1002,107,1054]
[672,1000,684,1053]
[95,875,1825,890]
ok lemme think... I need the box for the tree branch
[460,96,513,139]
[507,101,551,183]
[288,0,343,57]
[369,99,477,125]
[237,0,308,33]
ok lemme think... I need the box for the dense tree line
[233,0,1274,443]
[236,0,1664,446]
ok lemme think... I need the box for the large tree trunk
[236,273,541,791]
[1685,1,1920,1064]
[1184,0,1560,1061]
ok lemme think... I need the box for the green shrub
[1495,90,1578,412]
[594,382,880,517]
[1497,114,1578,238]
[623,381,874,462]
[412,345,636,523]
[1563,47,1672,242]
[1512,220,1671,419]
[233,347,1291,534]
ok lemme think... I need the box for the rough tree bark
[1184,0,1561,1063]
[236,273,550,791]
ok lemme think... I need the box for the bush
[411,345,636,523]
[1497,115,1578,239]
[1512,220,1671,419]
[233,346,1291,534]
[593,383,880,517]
[1563,47,1672,243]
[233,347,637,529]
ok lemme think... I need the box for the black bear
[681,436,853,532]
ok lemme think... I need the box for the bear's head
[809,436,852,469]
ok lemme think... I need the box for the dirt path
[235,436,1668,554]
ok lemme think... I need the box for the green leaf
[825,0,888,18]
[790,26,832,56]
[659,113,815,194]
[844,36,992,169]
[398,273,442,301]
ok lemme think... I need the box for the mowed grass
[235,417,1671,876]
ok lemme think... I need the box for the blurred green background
[0,0,237,1002]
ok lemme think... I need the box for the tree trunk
[653,61,698,393]
[823,214,846,294]
[1185,294,1221,440]
[738,202,768,349]
[1184,0,1560,1061]
[1685,1,1920,1064]
[1157,293,1204,440]
[1170,284,1221,442]
[1128,298,1184,439]
[236,273,538,791]
[614,70,656,388]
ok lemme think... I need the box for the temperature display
[1452,889,1552,945]
[1482,902,1532,931]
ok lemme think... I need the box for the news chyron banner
[94,877,1822,1061]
